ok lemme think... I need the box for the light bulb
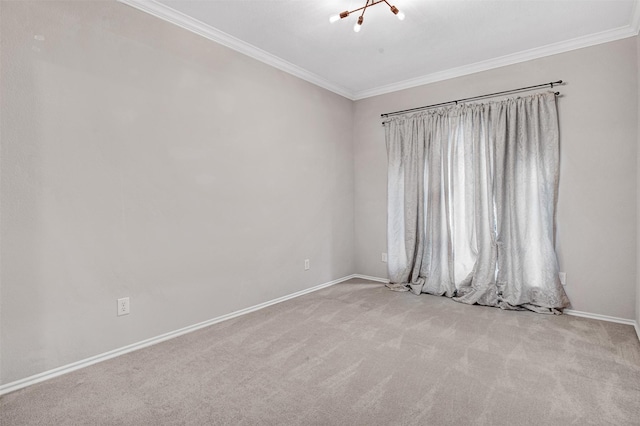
[390,5,405,20]
[354,15,363,32]
[331,10,349,23]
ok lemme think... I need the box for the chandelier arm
[346,0,388,16]
[360,0,370,18]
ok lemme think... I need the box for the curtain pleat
[385,92,569,312]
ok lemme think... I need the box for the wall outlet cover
[117,297,130,316]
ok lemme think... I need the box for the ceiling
[120,0,640,100]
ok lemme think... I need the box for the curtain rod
[380,80,563,118]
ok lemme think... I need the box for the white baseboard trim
[3,274,637,395]
[564,310,640,343]
[352,275,640,342]
[0,274,357,396]
[563,309,636,325]
[352,274,390,284]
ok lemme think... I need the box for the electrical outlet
[559,272,566,286]
[381,252,388,263]
[117,297,130,316]
[304,259,310,270]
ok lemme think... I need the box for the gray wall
[2,1,639,387]
[1,1,355,384]
[637,34,640,331]
[354,37,638,320]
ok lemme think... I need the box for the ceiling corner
[116,0,356,100]
[353,23,639,101]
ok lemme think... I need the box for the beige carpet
[2,278,640,425]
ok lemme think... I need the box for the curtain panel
[385,92,569,312]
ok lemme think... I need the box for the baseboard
[351,274,390,284]
[0,274,357,396]
[353,275,640,343]
[564,310,639,343]
[3,274,637,395]
[563,309,636,325]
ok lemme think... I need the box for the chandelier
[330,0,405,32]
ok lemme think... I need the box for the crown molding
[353,24,639,100]
[116,0,355,100]
[118,0,639,102]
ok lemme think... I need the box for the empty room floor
[2,278,639,425]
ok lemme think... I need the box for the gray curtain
[385,92,569,312]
